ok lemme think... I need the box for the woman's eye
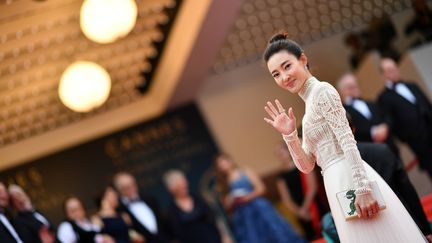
[284,64,290,70]
[273,73,279,78]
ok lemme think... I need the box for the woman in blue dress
[214,153,306,243]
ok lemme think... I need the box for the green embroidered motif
[346,189,356,216]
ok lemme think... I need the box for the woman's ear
[299,53,308,68]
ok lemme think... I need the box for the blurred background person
[57,196,112,243]
[275,141,328,241]
[378,57,432,179]
[337,73,400,157]
[163,169,228,243]
[405,0,432,47]
[367,14,400,61]
[344,31,370,69]
[214,153,306,243]
[92,186,132,243]
[8,184,54,243]
[0,182,23,243]
[113,172,170,243]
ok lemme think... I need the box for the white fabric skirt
[322,156,427,243]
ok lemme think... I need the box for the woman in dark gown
[163,170,223,243]
[93,187,131,243]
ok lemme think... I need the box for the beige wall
[197,62,305,175]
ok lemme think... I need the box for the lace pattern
[283,77,371,195]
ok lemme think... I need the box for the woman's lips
[286,79,295,88]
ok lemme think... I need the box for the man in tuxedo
[378,57,432,178]
[321,115,432,242]
[0,182,23,243]
[337,73,399,157]
[9,184,54,243]
[113,172,171,243]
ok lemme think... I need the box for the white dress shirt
[57,220,101,243]
[344,97,373,120]
[385,81,417,104]
[33,211,50,226]
[0,213,23,243]
[123,197,158,234]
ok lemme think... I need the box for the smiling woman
[262,31,427,243]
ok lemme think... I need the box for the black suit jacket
[357,142,431,235]
[0,214,21,243]
[14,210,53,243]
[345,100,399,156]
[378,81,432,141]
[118,194,170,243]
[344,100,387,142]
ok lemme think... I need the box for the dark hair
[63,196,86,218]
[263,31,305,64]
[213,153,236,196]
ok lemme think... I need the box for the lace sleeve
[282,130,315,174]
[316,84,371,195]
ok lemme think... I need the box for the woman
[163,169,224,243]
[263,32,426,242]
[214,153,306,243]
[275,142,325,240]
[92,187,131,243]
[57,196,113,243]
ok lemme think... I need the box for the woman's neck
[298,75,316,101]
[99,206,116,217]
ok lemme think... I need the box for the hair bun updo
[263,30,305,64]
[269,32,289,44]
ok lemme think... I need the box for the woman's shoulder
[314,80,337,93]
[310,81,340,104]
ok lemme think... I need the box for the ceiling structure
[212,0,414,74]
[0,0,241,170]
[0,0,426,171]
[0,0,177,147]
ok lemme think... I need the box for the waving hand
[264,99,297,135]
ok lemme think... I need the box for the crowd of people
[1,1,432,242]
[0,170,229,243]
[0,160,310,243]
[345,0,432,69]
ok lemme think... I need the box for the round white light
[59,61,111,112]
[80,0,138,44]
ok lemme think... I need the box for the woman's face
[216,156,233,174]
[65,198,86,221]
[103,187,118,209]
[267,50,309,93]
[170,175,189,198]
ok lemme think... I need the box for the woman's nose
[281,72,289,82]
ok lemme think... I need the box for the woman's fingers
[267,101,279,116]
[275,99,286,113]
[264,117,273,125]
[264,106,276,119]
[373,201,380,215]
[355,204,363,218]
[288,107,295,120]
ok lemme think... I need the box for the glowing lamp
[59,61,111,112]
[80,0,138,44]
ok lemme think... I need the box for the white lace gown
[283,77,426,243]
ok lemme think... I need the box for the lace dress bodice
[283,77,371,195]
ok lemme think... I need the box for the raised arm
[264,100,315,174]
[315,84,371,194]
[282,130,315,173]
